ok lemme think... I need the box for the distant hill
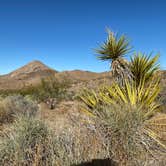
[0,61,56,90]
[9,60,56,78]
[0,60,111,90]
[0,61,165,102]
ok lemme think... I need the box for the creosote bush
[0,76,72,103]
[34,76,72,102]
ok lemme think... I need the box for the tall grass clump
[0,116,58,165]
[0,95,38,125]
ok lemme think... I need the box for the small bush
[34,76,72,102]
[0,95,38,124]
[79,102,166,165]
[97,105,147,165]
[0,116,57,165]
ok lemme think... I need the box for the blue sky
[0,0,166,74]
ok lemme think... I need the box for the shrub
[0,95,38,124]
[32,76,71,102]
[95,105,155,165]
[0,116,57,165]
[0,76,72,104]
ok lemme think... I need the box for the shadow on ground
[72,158,117,166]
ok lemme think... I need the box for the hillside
[0,61,56,90]
[0,61,112,90]
[0,61,165,101]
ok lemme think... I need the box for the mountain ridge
[0,60,111,90]
[0,60,165,91]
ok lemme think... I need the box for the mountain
[55,70,112,82]
[9,60,56,78]
[0,60,165,100]
[0,61,57,90]
[0,61,111,90]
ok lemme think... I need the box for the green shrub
[0,76,72,103]
[33,76,71,102]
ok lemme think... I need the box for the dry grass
[39,101,110,165]
[95,104,166,165]
[0,95,38,125]
[0,100,111,166]
[0,116,57,166]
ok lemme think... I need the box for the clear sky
[0,0,166,74]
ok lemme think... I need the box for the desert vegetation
[0,75,73,109]
[0,95,38,125]
[80,29,166,165]
[0,95,109,165]
[0,29,165,165]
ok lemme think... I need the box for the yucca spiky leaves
[80,79,161,119]
[96,29,132,85]
[79,89,99,110]
[130,53,160,87]
[96,29,131,60]
[100,80,161,119]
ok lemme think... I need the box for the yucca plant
[80,78,162,119]
[79,89,100,109]
[130,53,160,87]
[80,80,166,164]
[80,53,165,164]
[79,29,166,164]
[96,29,132,85]
[100,79,161,119]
